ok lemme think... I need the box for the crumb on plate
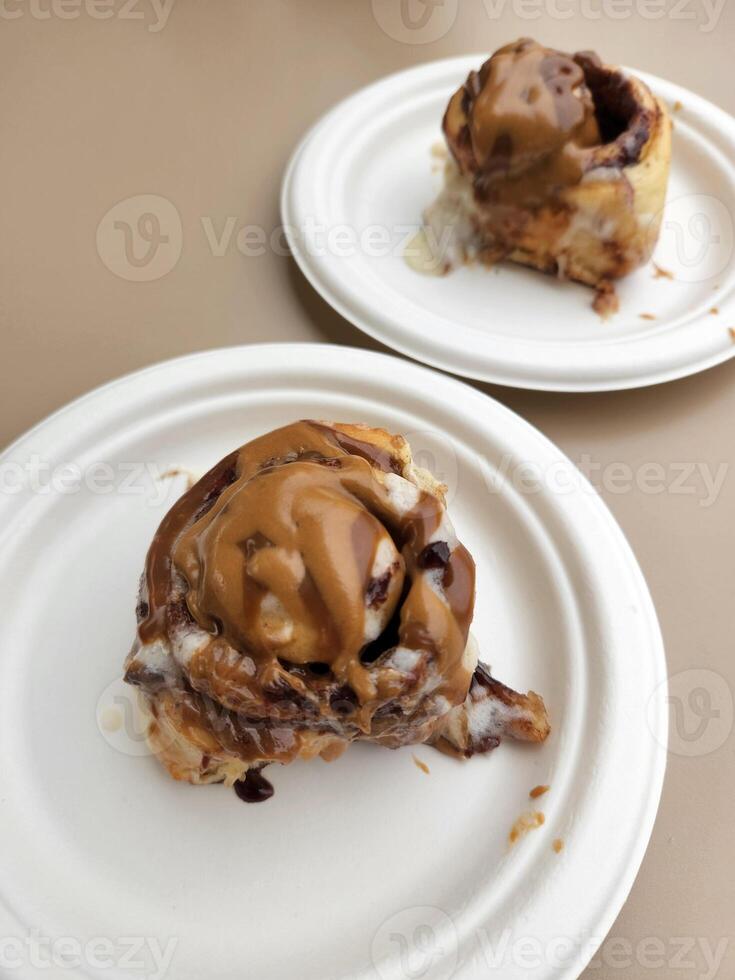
[509,811,545,846]
[652,262,674,280]
[529,784,550,799]
[593,281,619,320]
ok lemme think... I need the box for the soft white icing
[582,165,623,183]
[407,162,480,275]
[389,647,422,673]
[172,628,210,668]
[371,536,398,577]
[135,638,181,685]
[259,592,295,645]
[428,511,458,550]
[465,693,527,740]
[384,472,421,514]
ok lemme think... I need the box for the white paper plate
[0,344,666,980]
[282,57,735,391]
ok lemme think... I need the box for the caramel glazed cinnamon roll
[411,38,672,312]
[124,421,550,802]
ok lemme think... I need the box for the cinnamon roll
[124,421,550,801]
[411,39,672,312]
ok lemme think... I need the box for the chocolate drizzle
[417,541,450,570]
[234,769,275,804]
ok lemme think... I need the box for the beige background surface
[2,1,734,977]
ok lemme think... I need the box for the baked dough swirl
[125,421,549,799]
[413,38,672,308]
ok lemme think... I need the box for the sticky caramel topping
[444,38,602,205]
[137,421,476,708]
[175,460,403,668]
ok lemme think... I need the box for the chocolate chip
[193,458,238,521]
[417,541,450,570]
[123,664,165,691]
[330,685,358,715]
[366,570,392,608]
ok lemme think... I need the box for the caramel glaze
[435,39,665,287]
[445,39,601,208]
[444,39,659,208]
[128,421,476,779]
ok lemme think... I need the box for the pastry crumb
[729,328,735,343]
[160,467,197,489]
[710,307,719,316]
[673,100,684,113]
[509,811,545,846]
[529,784,550,799]
[553,838,564,854]
[412,754,430,775]
[639,313,656,321]
[593,281,619,320]
[652,262,674,280]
